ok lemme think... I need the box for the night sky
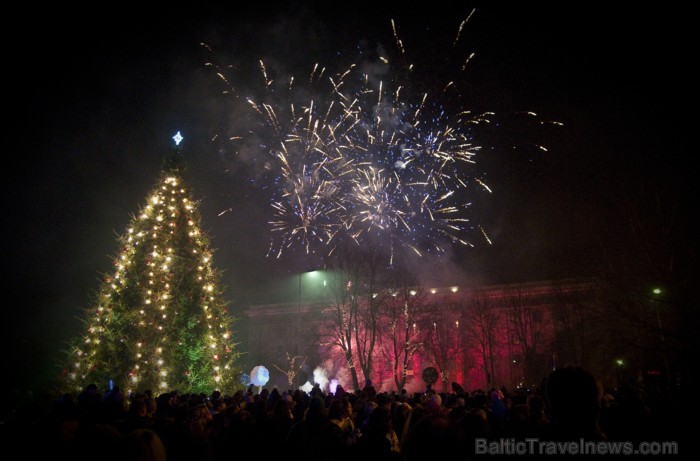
[5,3,692,393]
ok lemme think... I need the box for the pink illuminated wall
[246,279,596,393]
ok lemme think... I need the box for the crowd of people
[0,366,681,460]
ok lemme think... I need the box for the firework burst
[206,10,509,261]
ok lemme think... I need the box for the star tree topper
[173,131,183,146]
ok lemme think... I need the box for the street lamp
[297,270,320,354]
[651,287,670,383]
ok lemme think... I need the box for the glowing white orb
[300,381,313,394]
[250,365,270,386]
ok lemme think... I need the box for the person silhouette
[545,365,606,441]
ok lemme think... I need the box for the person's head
[546,366,603,434]
[376,392,391,408]
[120,428,167,461]
[425,392,442,414]
[305,395,326,420]
[328,398,348,420]
[366,406,392,436]
[129,399,148,418]
[527,395,545,417]
[403,414,466,461]
[273,397,294,420]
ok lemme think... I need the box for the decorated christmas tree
[62,133,241,395]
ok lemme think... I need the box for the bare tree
[466,293,502,389]
[378,269,426,393]
[273,353,306,387]
[318,242,391,390]
[425,302,461,392]
[591,174,694,388]
[548,282,600,368]
[353,246,388,388]
[318,249,362,391]
[505,286,549,387]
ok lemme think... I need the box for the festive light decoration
[61,146,241,395]
[250,365,270,387]
[422,366,439,386]
[172,131,183,146]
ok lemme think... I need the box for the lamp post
[297,272,306,354]
[296,270,320,355]
[651,287,670,384]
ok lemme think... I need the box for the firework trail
[204,11,543,261]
